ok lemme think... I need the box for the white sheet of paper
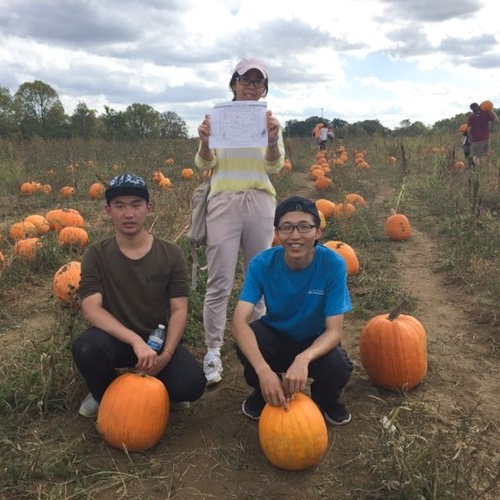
[209,101,268,149]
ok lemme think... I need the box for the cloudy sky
[1,0,499,136]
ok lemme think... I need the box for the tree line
[0,80,189,140]
[1,80,474,141]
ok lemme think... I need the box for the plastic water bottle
[147,324,165,352]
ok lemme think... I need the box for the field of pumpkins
[1,135,499,499]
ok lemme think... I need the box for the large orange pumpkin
[259,392,327,470]
[324,240,360,276]
[97,372,170,452]
[53,261,81,302]
[359,303,427,391]
[385,210,411,241]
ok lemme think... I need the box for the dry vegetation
[0,132,500,499]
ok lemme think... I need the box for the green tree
[70,101,98,139]
[124,103,161,139]
[14,80,66,137]
[99,105,128,140]
[159,111,188,139]
[0,86,17,137]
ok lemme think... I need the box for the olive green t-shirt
[79,236,189,337]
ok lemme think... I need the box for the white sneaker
[79,393,99,418]
[204,351,223,386]
[170,401,191,411]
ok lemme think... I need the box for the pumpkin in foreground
[359,303,427,391]
[258,392,328,470]
[97,372,170,452]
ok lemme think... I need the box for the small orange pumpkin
[58,227,89,249]
[314,176,332,190]
[359,302,427,390]
[258,392,328,471]
[14,237,43,261]
[324,240,360,276]
[480,100,494,112]
[9,220,37,241]
[88,182,105,199]
[20,181,39,196]
[345,193,366,207]
[332,202,356,219]
[318,210,326,230]
[53,261,81,302]
[24,214,51,235]
[97,372,170,452]
[59,186,75,198]
[385,210,411,241]
[181,168,195,180]
[315,199,336,219]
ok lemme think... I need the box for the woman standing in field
[194,57,284,386]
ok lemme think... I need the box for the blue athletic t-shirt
[239,244,352,342]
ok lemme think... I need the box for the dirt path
[395,225,500,419]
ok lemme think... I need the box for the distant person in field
[71,174,205,418]
[467,102,498,168]
[461,129,472,168]
[319,125,328,150]
[232,196,353,426]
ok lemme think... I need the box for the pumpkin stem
[394,178,406,213]
[387,300,409,321]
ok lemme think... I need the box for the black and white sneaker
[322,400,352,426]
[241,390,266,420]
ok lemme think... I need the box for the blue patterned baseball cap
[105,174,149,203]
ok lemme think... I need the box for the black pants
[235,320,353,407]
[72,327,206,403]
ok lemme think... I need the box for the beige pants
[203,189,276,348]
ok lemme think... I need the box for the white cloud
[1,0,499,135]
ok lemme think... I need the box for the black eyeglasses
[236,76,266,88]
[278,223,316,234]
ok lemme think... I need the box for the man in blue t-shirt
[232,196,353,425]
